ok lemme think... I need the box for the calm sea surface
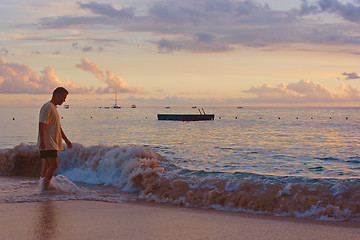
[1,106,360,221]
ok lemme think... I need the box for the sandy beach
[0,201,359,240]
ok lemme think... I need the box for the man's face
[55,93,67,105]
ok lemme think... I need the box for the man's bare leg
[43,157,59,191]
[40,158,48,191]
[40,158,48,178]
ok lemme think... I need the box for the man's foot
[40,177,50,192]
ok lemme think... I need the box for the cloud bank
[31,0,360,54]
[0,57,91,94]
[109,79,360,106]
[0,57,142,94]
[317,0,360,23]
[1,56,360,105]
[243,79,360,104]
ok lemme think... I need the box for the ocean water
[0,106,360,221]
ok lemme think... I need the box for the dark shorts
[40,150,58,158]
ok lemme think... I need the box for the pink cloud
[340,84,360,101]
[0,57,91,94]
[286,80,338,99]
[75,57,104,80]
[0,57,142,95]
[75,57,143,94]
[243,79,360,104]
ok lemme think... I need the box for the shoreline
[1,200,359,240]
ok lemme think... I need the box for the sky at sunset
[1,0,360,107]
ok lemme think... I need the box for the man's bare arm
[61,127,72,149]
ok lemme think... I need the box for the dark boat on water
[157,108,214,121]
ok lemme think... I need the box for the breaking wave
[1,143,360,221]
[0,144,41,176]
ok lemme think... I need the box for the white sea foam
[58,143,165,191]
[49,175,86,193]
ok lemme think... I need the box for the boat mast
[115,91,117,107]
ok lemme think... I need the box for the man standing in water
[38,87,72,191]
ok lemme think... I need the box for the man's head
[51,87,68,106]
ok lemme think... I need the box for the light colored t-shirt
[37,101,63,151]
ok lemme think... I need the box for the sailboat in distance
[113,91,121,109]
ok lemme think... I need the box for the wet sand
[0,200,359,240]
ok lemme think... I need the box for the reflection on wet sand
[32,201,58,240]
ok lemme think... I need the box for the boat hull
[157,114,214,121]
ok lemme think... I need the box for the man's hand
[65,139,72,149]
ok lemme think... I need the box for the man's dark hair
[53,87,68,96]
